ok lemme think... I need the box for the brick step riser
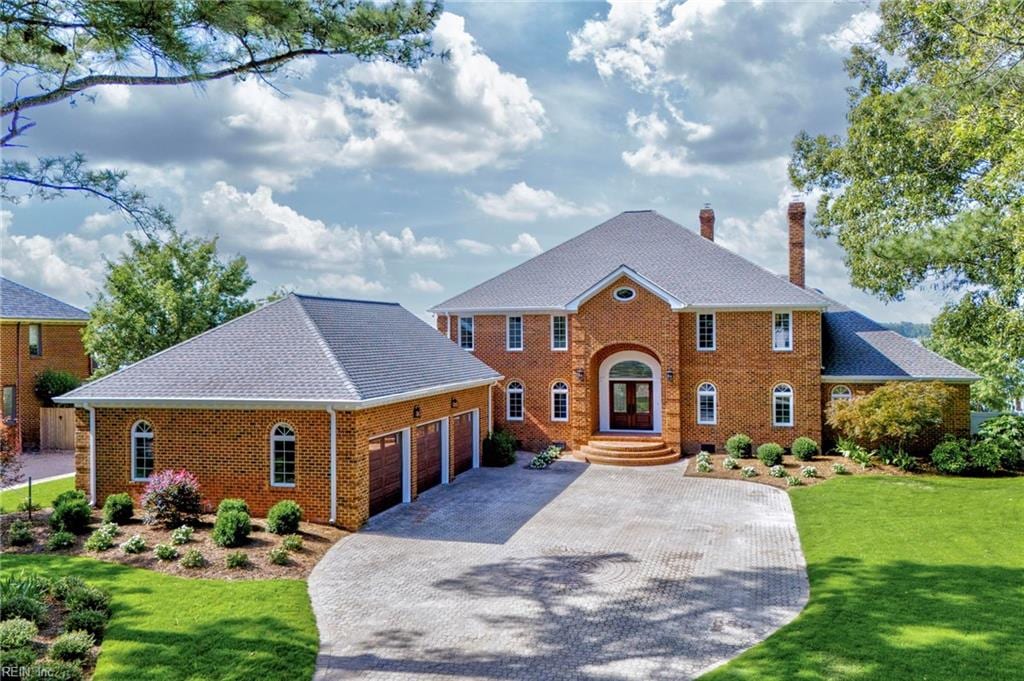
[586,440,668,453]
[580,445,675,459]
[574,452,681,467]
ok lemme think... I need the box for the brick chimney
[699,203,715,241]
[788,200,806,288]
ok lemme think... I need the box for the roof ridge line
[293,296,363,400]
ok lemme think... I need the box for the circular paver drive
[310,459,808,680]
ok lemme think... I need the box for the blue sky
[2,0,949,323]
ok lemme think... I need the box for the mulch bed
[684,452,915,488]
[1,510,346,580]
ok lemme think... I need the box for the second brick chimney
[699,204,715,241]
[788,200,806,288]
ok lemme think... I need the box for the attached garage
[416,421,443,494]
[453,411,476,475]
[369,432,405,516]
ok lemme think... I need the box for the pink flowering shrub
[141,469,202,526]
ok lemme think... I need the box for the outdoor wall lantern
[574,367,585,382]
[450,397,458,409]
[666,368,675,383]
[413,406,421,419]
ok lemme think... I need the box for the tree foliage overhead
[1,0,442,234]
[83,230,256,375]
[790,0,1024,409]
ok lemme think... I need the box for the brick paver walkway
[310,459,808,680]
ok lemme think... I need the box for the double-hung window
[2,386,15,421]
[551,315,567,351]
[697,313,715,351]
[507,382,524,420]
[551,382,569,421]
[131,421,154,481]
[459,316,474,350]
[697,383,717,424]
[773,384,794,427]
[507,316,523,351]
[773,311,792,351]
[28,324,41,356]
[271,423,296,486]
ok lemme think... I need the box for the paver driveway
[310,459,808,680]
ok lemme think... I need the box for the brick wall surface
[2,322,90,449]
[75,385,489,531]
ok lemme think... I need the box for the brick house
[56,295,501,530]
[1,277,92,452]
[430,204,977,463]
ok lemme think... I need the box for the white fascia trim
[429,306,566,315]
[55,377,505,410]
[0,318,89,325]
[685,303,827,311]
[821,375,978,384]
[565,265,686,312]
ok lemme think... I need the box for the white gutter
[822,375,978,384]
[88,406,97,505]
[327,406,337,524]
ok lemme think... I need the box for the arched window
[697,383,717,425]
[271,423,296,487]
[131,421,154,481]
[830,385,852,402]
[551,381,569,422]
[773,384,794,426]
[609,360,653,379]
[507,382,524,421]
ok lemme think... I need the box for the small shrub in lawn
[84,524,117,552]
[282,534,303,552]
[141,469,202,526]
[7,519,34,546]
[102,493,134,524]
[785,475,803,487]
[169,525,194,545]
[801,466,818,478]
[46,530,76,550]
[268,546,290,565]
[120,534,146,554]
[722,456,739,470]
[30,659,85,681]
[50,576,86,602]
[217,498,250,516]
[695,460,712,473]
[50,630,94,662]
[49,495,92,534]
[212,509,251,547]
[756,443,784,467]
[831,462,849,475]
[769,465,786,478]
[62,609,107,641]
[741,466,757,478]
[726,434,753,458]
[931,436,970,474]
[266,500,303,535]
[179,549,205,569]
[153,543,178,561]
[0,618,38,648]
[791,437,818,461]
[1,646,36,672]
[64,586,110,617]
[226,551,250,569]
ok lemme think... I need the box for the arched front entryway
[598,350,662,433]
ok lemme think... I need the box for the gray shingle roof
[431,210,826,311]
[820,298,977,380]
[1,277,89,321]
[59,294,500,405]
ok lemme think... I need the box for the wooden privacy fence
[40,407,76,450]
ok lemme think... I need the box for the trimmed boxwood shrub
[8,519,33,546]
[266,500,302,535]
[50,630,94,662]
[46,530,76,550]
[0,645,36,672]
[482,429,518,467]
[212,510,251,547]
[217,498,250,516]
[791,437,818,461]
[757,443,784,467]
[153,543,178,561]
[63,609,107,641]
[50,577,86,602]
[0,618,38,649]
[282,534,303,552]
[64,586,111,617]
[102,493,134,524]
[725,434,753,458]
[931,436,970,474]
[49,491,92,534]
[226,551,250,569]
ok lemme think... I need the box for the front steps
[575,436,679,466]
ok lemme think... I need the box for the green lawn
[2,554,318,681]
[0,475,75,513]
[703,475,1024,681]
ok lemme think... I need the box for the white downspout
[487,383,493,434]
[87,405,96,505]
[446,313,451,340]
[327,406,337,524]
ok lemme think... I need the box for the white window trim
[697,312,716,352]
[612,286,637,302]
[458,316,474,351]
[551,381,569,422]
[772,384,794,427]
[773,311,793,352]
[830,385,853,401]
[506,381,524,421]
[506,315,524,352]
[697,383,717,425]
[130,420,154,482]
[270,422,297,488]
[550,315,568,351]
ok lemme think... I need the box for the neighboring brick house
[56,295,501,530]
[431,204,977,463]
[1,277,92,452]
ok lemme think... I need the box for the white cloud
[456,238,495,255]
[503,233,543,256]
[79,212,125,234]
[621,109,723,178]
[408,272,444,293]
[466,182,608,221]
[305,273,387,296]
[824,10,882,52]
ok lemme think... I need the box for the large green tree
[1,0,441,234]
[84,231,255,375]
[790,0,1024,409]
